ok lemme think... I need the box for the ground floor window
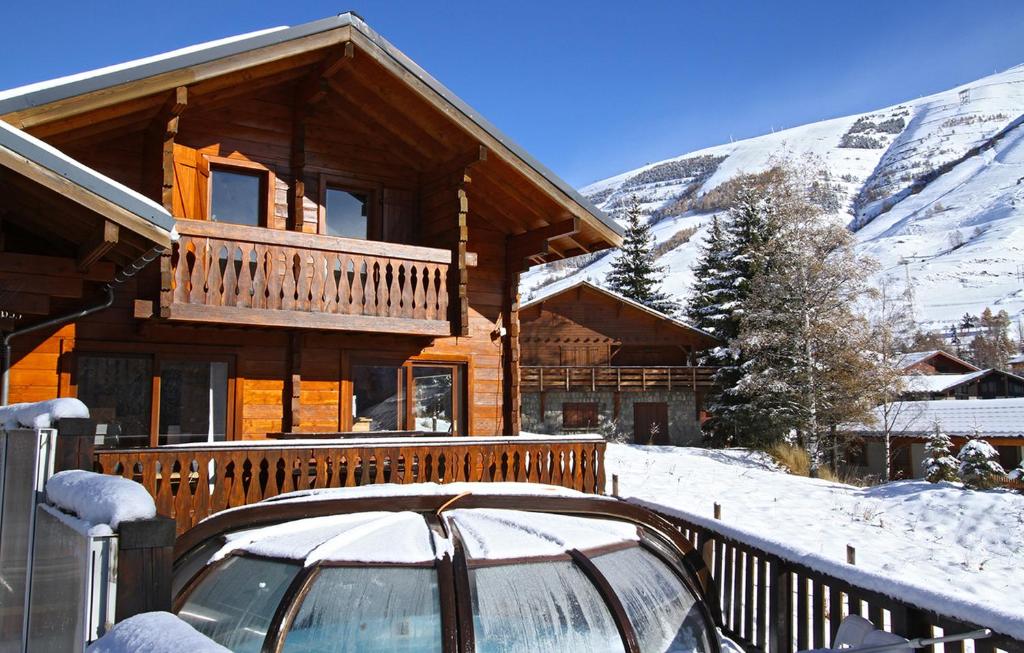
[563,402,600,430]
[351,360,465,435]
[76,352,233,448]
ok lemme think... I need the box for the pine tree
[606,195,679,315]
[685,171,786,447]
[957,435,1005,489]
[923,427,958,483]
[971,308,1015,370]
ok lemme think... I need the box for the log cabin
[0,13,622,448]
[519,281,719,445]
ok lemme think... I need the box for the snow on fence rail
[647,507,1024,653]
[93,437,607,534]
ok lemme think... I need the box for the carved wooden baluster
[397,262,411,318]
[362,259,376,316]
[173,239,192,304]
[323,254,339,313]
[280,247,296,311]
[350,257,365,315]
[221,245,239,307]
[206,243,225,306]
[309,250,326,313]
[389,260,402,317]
[436,264,449,321]
[336,255,351,314]
[188,237,208,304]
[265,247,282,310]
[296,250,314,312]
[425,264,438,320]
[411,264,425,319]
[250,244,267,309]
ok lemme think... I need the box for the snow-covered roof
[901,370,989,393]
[896,350,978,372]
[521,279,720,342]
[848,397,1024,438]
[0,121,174,244]
[0,13,619,241]
[1010,353,1024,364]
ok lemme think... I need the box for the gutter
[0,246,165,405]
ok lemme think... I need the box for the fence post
[54,418,95,473]
[115,516,176,622]
[769,560,793,653]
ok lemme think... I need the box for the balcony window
[325,187,371,239]
[211,168,263,226]
[76,354,152,448]
[352,364,405,432]
[158,360,229,445]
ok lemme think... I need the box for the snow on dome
[86,612,229,653]
[46,470,156,529]
[215,511,444,565]
[447,508,640,560]
[0,397,88,430]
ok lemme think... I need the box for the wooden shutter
[563,402,599,429]
[171,144,210,219]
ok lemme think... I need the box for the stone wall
[521,389,702,446]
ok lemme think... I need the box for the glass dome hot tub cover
[172,483,720,653]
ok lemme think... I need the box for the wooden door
[633,402,669,445]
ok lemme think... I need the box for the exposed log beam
[290,101,307,231]
[146,86,188,211]
[77,220,119,271]
[422,145,487,190]
[507,218,580,271]
[324,79,438,162]
[297,41,354,106]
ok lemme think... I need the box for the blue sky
[4,1,1023,187]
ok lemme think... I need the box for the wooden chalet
[896,350,978,375]
[0,14,622,451]
[519,281,718,445]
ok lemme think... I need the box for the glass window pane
[591,547,713,653]
[325,188,369,239]
[76,355,152,448]
[353,365,404,431]
[177,556,299,653]
[282,567,441,653]
[211,168,262,226]
[470,560,625,653]
[412,366,454,434]
[159,361,229,445]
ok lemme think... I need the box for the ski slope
[524,65,1024,328]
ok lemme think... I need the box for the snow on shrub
[47,470,155,529]
[0,397,88,430]
[923,428,958,483]
[86,612,229,653]
[956,437,1005,490]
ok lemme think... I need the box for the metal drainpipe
[1,245,166,406]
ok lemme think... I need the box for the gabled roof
[901,368,1024,394]
[0,13,620,244]
[0,120,173,246]
[896,350,979,372]
[521,280,719,343]
[848,397,1024,438]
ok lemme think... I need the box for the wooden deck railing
[94,436,606,534]
[650,509,1022,653]
[521,365,716,392]
[162,220,452,335]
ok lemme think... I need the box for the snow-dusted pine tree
[957,435,1005,489]
[685,170,785,446]
[922,426,958,483]
[735,163,880,469]
[606,195,679,315]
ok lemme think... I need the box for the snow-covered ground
[523,64,1024,329]
[606,444,1024,639]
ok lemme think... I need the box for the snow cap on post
[46,469,156,529]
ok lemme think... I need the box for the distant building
[896,351,1024,400]
[519,281,719,445]
[844,398,1024,479]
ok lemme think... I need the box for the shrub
[876,117,906,134]
[769,442,811,476]
[839,133,884,149]
[957,438,1005,489]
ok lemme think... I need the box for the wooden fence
[94,437,606,534]
[653,510,1023,653]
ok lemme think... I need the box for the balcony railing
[520,365,716,392]
[162,220,452,335]
[93,435,607,534]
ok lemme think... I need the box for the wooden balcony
[161,220,452,335]
[520,365,716,392]
[93,435,607,534]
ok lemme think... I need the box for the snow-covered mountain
[523,65,1024,330]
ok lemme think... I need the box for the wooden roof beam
[77,220,119,271]
[297,41,354,106]
[423,144,487,190]
[325,79,441,162]
[507,217,580,272]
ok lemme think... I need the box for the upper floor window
[324,187,370,239]
[208,156,272,227]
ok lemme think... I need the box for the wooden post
[769,561,794,653]
[115,516,176,622]
[54,418,95,472]
[846,545,856,565]
[611,474,619,497]
[714,502,722,520]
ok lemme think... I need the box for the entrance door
[633,402,669,445]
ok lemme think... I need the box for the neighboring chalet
[0,14,622,447]
[843,350,1024,479]
[519,281,718,445]
[845,398,1024,479]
